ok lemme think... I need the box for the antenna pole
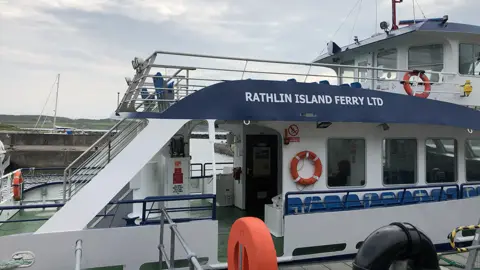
[375,0,378,33]
[53,73,60,131]
[391,0,403,30]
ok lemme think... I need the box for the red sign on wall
[286,124,300,142]
[173,168,183,184]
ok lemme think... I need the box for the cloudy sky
[0,0,477,119]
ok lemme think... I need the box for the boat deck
[278,252,479,269]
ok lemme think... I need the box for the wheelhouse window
[383,139,417,185]
[459,44,480,76]
[377,49,397,80]
[408,44,444,82]
[465,139,480,182]
[425,139,457,183]
[340,60,355,84]
[327,139,365,187]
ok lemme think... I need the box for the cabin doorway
[245,135,279,218]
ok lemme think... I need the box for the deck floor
[276,252,480,270]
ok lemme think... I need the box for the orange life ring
[290,151,322,185]
[403,71,431,98]
[227,217,277,270]
[12,170,23,201]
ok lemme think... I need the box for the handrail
[63,118,148,202]
[119,50,463,114]
[0,194,216,227]
[284,183,460,215]
[68,120,147,195]
[152,50,456,76]
[158,208,204,270]
[64,118,125,173]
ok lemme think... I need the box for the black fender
[352,222,440,270]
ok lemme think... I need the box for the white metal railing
[158,208,203,270]
[0,169,20,204]
[62,118,148,202]
[116,50,462,113]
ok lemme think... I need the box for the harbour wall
[0,133,103,169]
[0,132,232,170]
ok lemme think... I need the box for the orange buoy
[12,170,23,201]
[403,71,431,98]
[290,151,322,185]
[228,217,278,270]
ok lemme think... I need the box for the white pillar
[128,171,142,219]
[207,119,216,194]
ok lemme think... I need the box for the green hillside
[0,115,118,130]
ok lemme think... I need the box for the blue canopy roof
[123,80,480,130]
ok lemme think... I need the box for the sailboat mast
[53,73,60,130]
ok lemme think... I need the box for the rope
[0,259,33,270]
[0,252,35,269]
[438,255,467,269]
[414,0,427,19]
[448,224,480,252]
[350,0,363,40]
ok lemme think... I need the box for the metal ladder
[158,208,203,270]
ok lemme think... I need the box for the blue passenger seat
[304,196,325,212]
[340,83,350,87]
[350,82,362,88]
[397,191,416,204]
[153,72,165,99]
[287,197,303,214]
[477,187,480,195]
[287,78,297,82]
[381,192,399,206]
[413,190,432,202]
[445,188,458,200]
[463,187,478,198]
[363,193,381,208]
[343,194,363,209]
[431,189,448,201]
[324,195,344,211]
[319,80,330,85]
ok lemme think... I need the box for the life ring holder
[290,151,322,186]
[402,70,431,98]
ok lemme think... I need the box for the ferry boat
[0,0,480,269]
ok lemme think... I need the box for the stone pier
[0,132,233,171]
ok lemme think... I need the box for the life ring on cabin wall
[402,71,431,98]
[290,151,322,185]
[12,170,23,201]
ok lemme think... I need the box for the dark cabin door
[245,135,278,218]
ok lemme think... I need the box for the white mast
[53,73,60,131]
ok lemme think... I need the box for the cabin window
[425,139,457,183]
[383,139,417,185]
[327,139,365,187]
[459,44,480,76]
[408,44,444,82]
[340,60,355,84]
[376,49,397,80]
[465,139,480,182]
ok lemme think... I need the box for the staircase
[62,118,148,202]
[37,118,190,233]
